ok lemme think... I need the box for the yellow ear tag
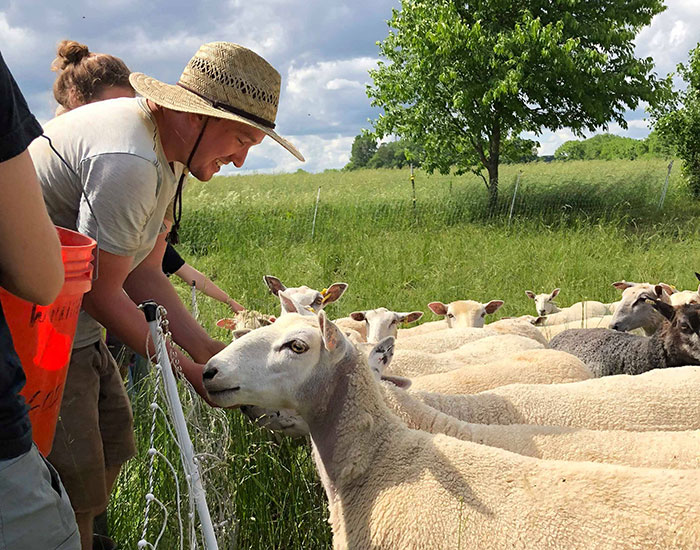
[321,288,331,304]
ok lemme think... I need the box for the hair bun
[52,40,90,71]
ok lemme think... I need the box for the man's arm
[0,150,63,304]
[123,230,226,362]
[82,246,214,399]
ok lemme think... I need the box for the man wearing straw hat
[30,42,303,550]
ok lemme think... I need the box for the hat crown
[178,42,280,127]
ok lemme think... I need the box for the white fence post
[508,172,521,226]
[658,160,673,210]
[311,186,321,240]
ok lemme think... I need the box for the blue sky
[2,0,698,174]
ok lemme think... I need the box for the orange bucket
[0,226,96,456]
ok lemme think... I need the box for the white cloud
[0,12,39,63]
[326,78,364,91]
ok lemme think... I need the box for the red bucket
[0,226,96,456]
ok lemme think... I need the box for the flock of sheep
[202,274,700,550]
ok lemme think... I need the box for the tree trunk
[486,161,499,215]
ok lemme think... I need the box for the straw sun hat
[129,41,304,161]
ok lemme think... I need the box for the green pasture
[110,159,700,549]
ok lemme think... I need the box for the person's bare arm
[123,230,226,362]
[0,150,63,304]
[82,246,213,399]
[174,263,245,312]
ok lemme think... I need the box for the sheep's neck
[307,351,398,499]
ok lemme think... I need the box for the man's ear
[428,302,448,316]
[321,283,348,305]
[263,275,286,296]
[399,311,423,324]
[368,336,395,375]
[484,300,504,314]
[350,311,367,322]
[380,374,412,389]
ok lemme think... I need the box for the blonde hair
[51,40,132,109]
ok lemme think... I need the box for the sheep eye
[288,340,309,354]
[481,312,486,317]
[390,319,398,325]
[679,323,692,333]
[447,313,455,318]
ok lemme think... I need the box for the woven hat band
[176,82,276,129]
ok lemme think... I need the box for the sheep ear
[428,302,448,316]
[532,316,546,326]
[279,290,315,317]
[350,311,366,322]
[232,328,252,339]
[399,311,423,324]
[525,291,536,300]
[264,275,286,296]
[368,336,395,375]
[654,284,669,299]
[657,282,676,296]
[649,299,675,321]
[216,318,237,331]
[484,300,504,314]
[612,280,634,291]
[319,311,345,352]
[550,288,560,299]
[695,272,700,283]
[381,374,412,389]
[321,283,348,305]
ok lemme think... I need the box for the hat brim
[129,72,304,162]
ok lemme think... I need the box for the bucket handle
[39,135,100,281]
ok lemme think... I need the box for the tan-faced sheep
[609,281,672,335]
[263,274,347,314]
[203,312,700,550]
[407,349,591,393]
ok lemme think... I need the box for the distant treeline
[554,132,672,161]
[345,132,672,170]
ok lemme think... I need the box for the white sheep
[535,314,614,341]
[608,281,672,335]
[411,365,700,431]
[379,381,700,469]
[525,288,613,324]
[407,349,592,394]
[348,307,423,342]
[203,312,700,550]
[396,316,546,353]
[386,334,543,378]
[263,274,347,314]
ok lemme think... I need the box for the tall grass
[110,159,700,549]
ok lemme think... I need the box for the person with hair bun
[51,40,133,115]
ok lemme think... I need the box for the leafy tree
[650,43,700,197]
[501,137,539,164]
[368,0,667,212]
[345,133,377,170]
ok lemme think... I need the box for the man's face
[189,117,266,181]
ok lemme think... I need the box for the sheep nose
[202,365,218,381]
[610,323,621,331]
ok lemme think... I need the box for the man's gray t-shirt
[29,97,184,348]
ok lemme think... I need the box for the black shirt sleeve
[162,243,186,276]
[0,50,43,162]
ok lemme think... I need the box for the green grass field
[110,159,700,549]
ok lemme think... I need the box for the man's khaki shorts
[47,339,136,514]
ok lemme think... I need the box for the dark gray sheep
[549,301,700,377]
